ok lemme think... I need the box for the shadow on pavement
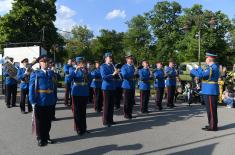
[64,143,143,155]
[166,143,218,155]
[54,104,205,143]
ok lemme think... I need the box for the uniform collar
[41,68,48,73]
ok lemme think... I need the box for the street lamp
[183,16,217,67]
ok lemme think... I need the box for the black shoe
[21,111,27,114]
[158,107,163,111]
[6,105,10,108]
[124,115,132,120]
[142,110,149,114]
[37,140,47,147]
[47,139,56,144]
[110,122,117,125]
[202,126,218,131]
[78,131,85,136]
[201,126,209,130]
[103,123,111,127]
[12,104,16,107]
[115,106,120,110]
[96,110,102,113]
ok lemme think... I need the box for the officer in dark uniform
[3,57,18,108]
[100,52,118,127]
[153,61,165,111]
[121,53,135,119]
[29,55,56,147]
[70,57,89,135]
[190,51,219,131]
[138,60,151,113]
[63,59,74,106]
[17,58,32,114]
[165,59,177,108]
[90,61,103,113]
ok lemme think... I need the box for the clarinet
[111,63,122,80]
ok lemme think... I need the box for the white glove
[193,64,199,69]
[186,64,193,71]
[32,104,36,109]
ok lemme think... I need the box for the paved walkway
[0,89,235,155]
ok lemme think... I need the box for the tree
[91,29,125,63]
[64,25,94,61]
[0,0,63,51]
[177,4,232,64]
[146,1,182,62]
[123,15,153,64]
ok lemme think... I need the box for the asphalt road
[0,88,235,155]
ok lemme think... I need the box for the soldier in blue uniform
[121,53,135,119]
[29,55,56,147]
[190,51,219,131]
[90,61,103,113]
[153,61,165,111]
[17,58,32,114]
[63,59,74,106]
[87,62,94,104]
[49,61,60,121]
[3,57,18,108]
[70,57,89,135]
[165,59,177,108]
[100,52,118,127]
[114,63,123,110]
[138,60,151,113]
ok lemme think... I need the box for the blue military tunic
[29,69,56,106]
[100,63,115,90]
[115,77,122,88]
[121,64,135,90]
[138,68,151,90]
[70,68,89,96]
[17,67,30,89]
[165,67,177,87]
[153,68,165,88]
[64,64,73,84]
[190,64,219,95]
[90,68,102,88]
[3,66,18,85]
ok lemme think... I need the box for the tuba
[24,58,37,83]
[3,58,18,80]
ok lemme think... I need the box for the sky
[0,0,235,36]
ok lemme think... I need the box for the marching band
[1,50,221,147]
